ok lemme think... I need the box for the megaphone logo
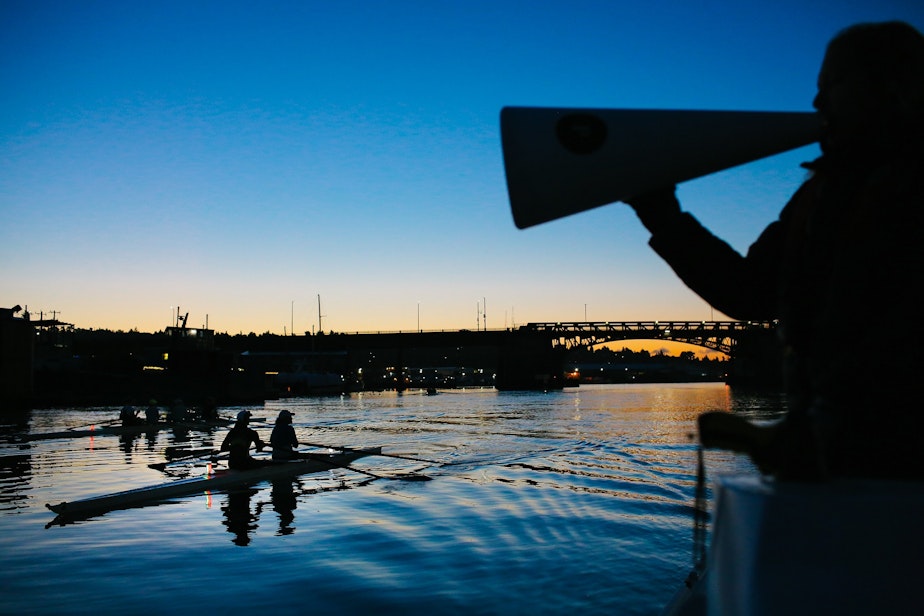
[501,107,821,229]
[556,113,608,155]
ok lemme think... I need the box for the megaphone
[500,107,821,229]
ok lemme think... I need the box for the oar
[148,449,225,471]
[67,418,121,432]
[165,446,218,459]
[303,452,431,482]
[297,440,440,465]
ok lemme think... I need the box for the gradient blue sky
[3,1,923,338]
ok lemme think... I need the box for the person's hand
[624,185,681,233]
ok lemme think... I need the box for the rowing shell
[45,447,381,520]
[18,418,234,442]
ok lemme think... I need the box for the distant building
[0,306,34,408]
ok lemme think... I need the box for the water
[0,383,785,615]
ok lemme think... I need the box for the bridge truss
[519,321,777,355]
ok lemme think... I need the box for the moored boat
[46,446,381,521]
[663,474,924,615]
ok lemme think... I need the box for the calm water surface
[0,383,785,615]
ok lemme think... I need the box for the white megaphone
[500,107,821,229]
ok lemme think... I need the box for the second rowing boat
[18,418,235,442]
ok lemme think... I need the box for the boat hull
[664,474,924,615]
[46,447,381,519]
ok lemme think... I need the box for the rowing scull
[18,418,235,442]
[45,447,381,520]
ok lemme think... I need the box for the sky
[3,1,923,343]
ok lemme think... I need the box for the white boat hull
[46,447,380,520]
[665,474,924,615]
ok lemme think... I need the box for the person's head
[276,410,293,424]
[236,410,252,424]
[814,21,924,160]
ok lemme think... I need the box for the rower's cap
[237,410,252,422]
[278,410,294,419]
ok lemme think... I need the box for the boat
[17,417,236,442]
[46,446,381,521]
[662,474,924,615]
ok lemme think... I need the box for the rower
[220,411,271,470]
[196,397,219,421]
[145,399,160,424]
[119,403,142,426]
[168,398,187,422]
[270,410,309,461]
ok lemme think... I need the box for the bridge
[518,320,777,354]
[294,319,782,391]
[332,319,776,353]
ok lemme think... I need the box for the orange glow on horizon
[598,340,728,359]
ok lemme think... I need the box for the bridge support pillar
[495,332,566,391]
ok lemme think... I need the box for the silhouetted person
[145,399,160,424]
[221,411,271,470]
[197,397,219,421]
[119,402,142,426]
[168,398,187,422]
[269,410,308,461]
[626,21,924,480]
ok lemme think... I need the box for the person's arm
[288,425,299,448]
[625,185,685,235]
[626,185,783,321]
[220,431,232,452]
[251,429,266,451]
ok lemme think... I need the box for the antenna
[317,294,326,333]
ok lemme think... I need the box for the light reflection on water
[0,383,784,615]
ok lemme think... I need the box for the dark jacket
[220,424,267,470]
[270,424,299,460]
[647,154,924,477]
